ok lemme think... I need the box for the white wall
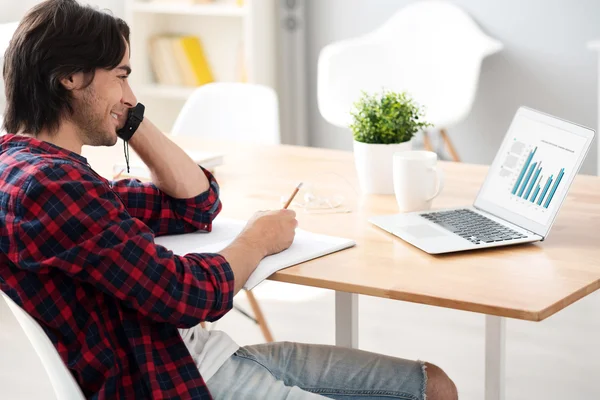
[1,1,39,22]
[306,0,600,175]
[87,0,124,17]
[0,0,123,22]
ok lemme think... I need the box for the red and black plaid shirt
[0,134,235,399]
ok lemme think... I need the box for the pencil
[283,182,303,209]
[113,168,125,180]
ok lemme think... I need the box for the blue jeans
[206,342,427,400]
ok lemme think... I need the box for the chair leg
[245,289,274,342]
[422,131,433,152]
[440,128,461,162]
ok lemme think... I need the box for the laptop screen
[474,107,594,236]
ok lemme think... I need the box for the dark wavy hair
[2,0,130,135]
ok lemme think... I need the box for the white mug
[393,151,444,212]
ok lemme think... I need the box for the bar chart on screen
[480,114,588,226]
[509,146,565,209]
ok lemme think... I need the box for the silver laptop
[369,107,595,254]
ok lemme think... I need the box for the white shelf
[126,0,277,132]
[131,2,246,17]
[135,84,196,99]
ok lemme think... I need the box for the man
[0,1,458,399]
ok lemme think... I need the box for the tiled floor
[212,280,600,400]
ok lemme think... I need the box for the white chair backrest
[317,0,502,129]
[0,291,85,400]
[171,82,281,145]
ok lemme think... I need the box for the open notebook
[154,218,356,290]
[113,150,224,179]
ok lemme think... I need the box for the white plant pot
[353,140,413,194]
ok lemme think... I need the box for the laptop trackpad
[400,224,449,239]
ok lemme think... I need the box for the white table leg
[485,315,506,400]
[335,291,358,348]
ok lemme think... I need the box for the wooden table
[85,138,600,400]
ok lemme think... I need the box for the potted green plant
[350,90,431,194]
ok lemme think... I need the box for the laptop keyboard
[420,209,528,245]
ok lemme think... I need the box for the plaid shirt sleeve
[109,167,221,236]
[9,162,235,327]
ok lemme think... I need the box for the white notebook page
[154,218,356,290]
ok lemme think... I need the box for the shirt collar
[1,134,89,166]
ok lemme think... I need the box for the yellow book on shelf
[171,37,198,87]
[236,40,248,83]
[180,36,214,85]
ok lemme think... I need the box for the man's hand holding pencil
[233,182,302,259]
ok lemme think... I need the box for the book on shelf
[180,36,214,85]
[236,40,247,83]
[149,34,214,88]
[149,36,182,86]
[171,38,198,87]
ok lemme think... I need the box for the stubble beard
[72,86,118,147]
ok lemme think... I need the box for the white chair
[172,82,281,145]
[317,0,502,161]
[172,82,279,342]
[0,290,85,400]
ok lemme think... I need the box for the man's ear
[60,72,86,91]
